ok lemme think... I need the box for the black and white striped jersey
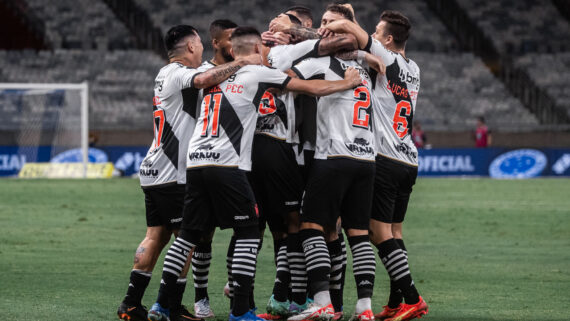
[187,65,291,171]
[140,62,207,187]
[366,37,420,166]
[292,56,376,162]
[257,39,320,143]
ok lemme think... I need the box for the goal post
[0,82,90,177]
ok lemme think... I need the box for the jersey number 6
[393,100,411,138]
[201,93,222,137]
[352,86,371,129]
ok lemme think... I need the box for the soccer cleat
[384,297,428,321]
[333,311,344,321]
[257,313,283,320]
[117,301,148,321]
[374,305,401,320]
[194,298,215,318]
[230,310,269,321]
[266,295,290,317]
[288,300,309,316]
[171,305,205,321]
[148,302,170,321]
[348,309,373,321]
[287,303,334,321]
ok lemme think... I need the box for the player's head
[230,26,262,57]
[209,19,238,62]
[373,10,411,51]
[164,25,203,65]
[477,116,485,126]
[321,3,354,28]
[286,5,313,27]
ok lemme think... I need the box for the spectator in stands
[474,116,492,147]
[412,121,426,148]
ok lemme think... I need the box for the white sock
[314,291,331,307]
[355,298,371,314]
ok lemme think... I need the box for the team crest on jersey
[189,144,221,162]
[345,138,374,157]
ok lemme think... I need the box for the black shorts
[301,158,375,230]
[371,155,418,224]
[182,167,259,231]
[249,135,303,233]
[142,183,185,230]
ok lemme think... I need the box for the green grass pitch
[0,178,568,321]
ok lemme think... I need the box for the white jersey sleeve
[291,56,328,80]
[268,39,320,71]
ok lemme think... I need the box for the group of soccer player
[117,3,428,321]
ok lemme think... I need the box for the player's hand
[273,32,292,45]
[365,53,386,75]
[261,31,277,47]
[344,67,362,87]
[318,27,335,38]
[269,14,292,33]
[240,53,263,66]
[323,19,350,34]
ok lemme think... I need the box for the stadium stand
[22,0,137,50]
[413,52,538,129]
[0,50,164,130]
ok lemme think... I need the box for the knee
[234,225,261,239]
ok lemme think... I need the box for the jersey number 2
[352,86,371,129]
[201,93,222,137]
[393,101,411,138]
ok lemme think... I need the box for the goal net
[0,83,89,177]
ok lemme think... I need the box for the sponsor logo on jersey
[170,217,182,223]
[140,159,153,168]
[188,144,221,162]
[234,215,250,220]
[398,69,419,86]
[552,154,570,175]
[393,142,418,160]
[489,149,546,179]
[345,138,374,157]
[139,168,159,177]
[256,115,278,131]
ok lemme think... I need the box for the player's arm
[192,54,262,89]
[335,50,386,75]
[285,67,361,97]
[322,19,369,50]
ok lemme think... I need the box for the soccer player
[268,6,379,321]
[191,19,238,319]
[323,10,429,321]
[147,26,363,321]
[116,24,262,321]
[286,5,314,28]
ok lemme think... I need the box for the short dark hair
[231,26,261,40]
[325,4,354,22]
[286,5,313,23]
[164,25,198,52]
[380,10,411,48]
[285,13,302,26]
[209,19,238,39]
[478,116,485,123]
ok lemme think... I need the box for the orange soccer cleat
[384,297,427,321]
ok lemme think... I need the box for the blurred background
[0,0,569,178]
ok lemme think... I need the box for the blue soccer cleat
[229,309,268,321]
[148,302,170,321]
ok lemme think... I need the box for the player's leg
[342,160,376,321]
[118,185,184,321]
[148,170,210,321]
[287,210,309,315]
[289,159,345,321]
[325,223,344,318]
[192,229,216,318]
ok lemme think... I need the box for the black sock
[123,270,151,306]
[376,238,419,305]
[300,229,330,296]
[156,237,196,309]
[327,238,343,312]
[348,235,375,300]
[170,278,186,310]
[272,238,290,302]
[232,233,260,316]
[387,239,406,308]
[288,233,307,305]
[226,235,237,310]
[192,241,212,302]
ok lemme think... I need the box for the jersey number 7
[200,93,222,137]
[153,108,165,149]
